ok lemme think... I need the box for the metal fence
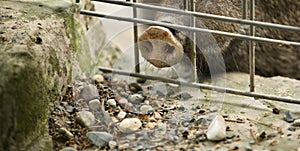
[80,0,300,105]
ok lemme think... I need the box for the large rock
[0,0,94,150]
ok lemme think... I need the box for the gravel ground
[49,73,300,151]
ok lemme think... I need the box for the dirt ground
[49,71,300,151]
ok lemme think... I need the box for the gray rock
[119,118,142,133]
[118,98,128,107]
[283,111,295,123]
[128,94,145,103]
[288,126,296,132]
[89,99,101,112]
[206,115,226,141]
[140,105,153,114]
[80,84,99,101]
[86,131,113,148]
[107,99,117,107]
[60,147,77,151]
[65,105,75,113]
[76,111,95,127]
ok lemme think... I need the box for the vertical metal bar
[133,0,140,73]
[249,0,255,92]
[190,0,197,82]
[184,0,188,10]
[242,0,247,19]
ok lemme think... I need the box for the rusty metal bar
[249,0,255,92]
[98,67,300,105]
[92,0,300,32]
[132,0,140,73]
[80,10,300,46]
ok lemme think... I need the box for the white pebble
[140,105,153,114]
[107,99,117,107]
[292,119,300,127]
[92,74,104,83]
[108,140,117,149]
[206,115,226,141]
[117,111,127,120]
[119,118,142,133]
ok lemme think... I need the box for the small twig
[224,118,245,123]
[250,128,259,145]
[247,118,274,128]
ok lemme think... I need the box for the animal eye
[165,44,175,53]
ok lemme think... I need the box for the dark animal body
[138,0,300,80]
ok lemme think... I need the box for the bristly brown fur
[140,0,300,80]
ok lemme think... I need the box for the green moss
[62,6,79,53]
[0,52,51,150]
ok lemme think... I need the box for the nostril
[165,44,175,53]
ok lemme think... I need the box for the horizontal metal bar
[98,67,300,105]
[80,10,300,46]
[93,0,300,32]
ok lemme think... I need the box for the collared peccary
[138,0,300,81]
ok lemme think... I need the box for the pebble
[249,140,256,145]
[283,111,295,123]
[198,135,206,142]
[146,122,157,129]
[117,111,127,120]
[59,127,73,139]
[86,131,113,148]
[92,74,104,83]
[89,99,101,112]
[80,84,99,101]
[128,94,145,103]
[206,115,226,141]
[245,146,253,151]
[119,118,142,133]
[272,108,280,114]
[118,143,130,150]
[140,105,153,114]
[65,105,75,113]
[226,134,236,139]
[154,112,162,119]
[223,139,232,144]
[60,147,77,151]
[107,99,117,107]
[76,111,95,127]
[288,126,296,132]
[176,92,192,100]
[108,140,117,149]
[267,133,277,139]
[118,98,128,107]
[292,119,300,127]
[129,83,143,93]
